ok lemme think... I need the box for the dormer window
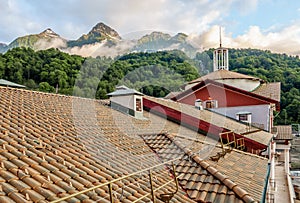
[206,101,214,108]
[203,97,218,109]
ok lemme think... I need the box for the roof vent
[107,86,144,119]
[195,99,203,110]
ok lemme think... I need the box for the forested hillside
[0,47,299,124]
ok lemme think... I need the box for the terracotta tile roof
[0,86,198,203]
[273,125,293,140]
[170,135,268,201]
[145,96,274,146]
[142,133,268,202]
[188,70,263,85]
[241,130,273,146]
[0,86,271,203]
[252,82,280,102]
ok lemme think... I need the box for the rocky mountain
[0,22,200,57]
[67,22,121,47]
[0,43,7,53]
[133,31,199,57]
[134,31,172,51]
[7,29,66,51]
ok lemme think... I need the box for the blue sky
[226,1,300,36]
[1,0,300,54]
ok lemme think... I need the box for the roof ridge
[165,133,257,203]
[188,69,263,85]
[0,86,98,102]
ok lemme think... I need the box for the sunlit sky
[1,0,300,54]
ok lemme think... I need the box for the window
[136,98,142,112]
[236,112,251,123]
[239,114,248,121]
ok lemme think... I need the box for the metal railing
[219,131,245,150]
[50,157,182,203]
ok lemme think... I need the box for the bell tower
[213,27,229,71]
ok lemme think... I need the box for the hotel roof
[0,86,270,202]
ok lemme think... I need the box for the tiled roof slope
[170,135,268,201]
[145,96,274,146]
[252,82,280,102]
[0,87,197,203]
[142,133,267,202]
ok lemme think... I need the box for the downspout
[261,163,271,203]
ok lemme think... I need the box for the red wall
[178,84,270,108]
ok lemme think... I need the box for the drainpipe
[270,141,276,188]
[285,148,290,174]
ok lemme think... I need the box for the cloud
[187,24,300,55]
[1,0,299,55]
[35,38,67,50]
[0,0,256,43]
[64,39,136,57]
[0,0,42,42]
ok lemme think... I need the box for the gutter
[287,173,296,203]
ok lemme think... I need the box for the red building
[169,41,280,132]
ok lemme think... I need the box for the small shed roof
[274,125,293,140]
[236,111,252,115]
[0,79,26,88]
[107,85,143,97]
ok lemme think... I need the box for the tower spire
[219,26,222,47]
[213,26,229,71]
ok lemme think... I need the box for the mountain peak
[39,28,60,38]
[138,31,171,43]
[67,22,121,47]
[89,22,121,39]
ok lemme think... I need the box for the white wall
[210,104,271,131]
[110,95,134,110]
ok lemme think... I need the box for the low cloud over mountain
[2,22,300,57]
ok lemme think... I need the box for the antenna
[219,26,222,47]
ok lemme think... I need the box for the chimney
[195,99,203,110]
